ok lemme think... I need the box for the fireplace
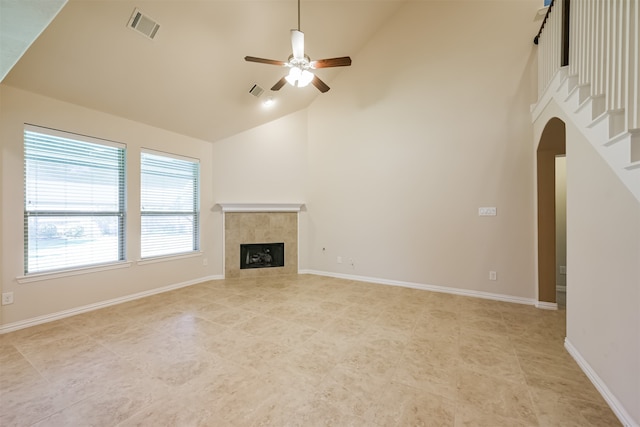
[240,243,284,269]
[219,204,302,278]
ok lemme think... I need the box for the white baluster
[630,0,639,128]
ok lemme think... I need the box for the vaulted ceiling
[0,0,67,81]
[2,0,407,142]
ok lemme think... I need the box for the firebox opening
[240,243,284,269]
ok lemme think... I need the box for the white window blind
[140,151,200,258]
[24,125,126,274]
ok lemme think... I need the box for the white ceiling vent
[249,84,265,97]
[127,8,160,40]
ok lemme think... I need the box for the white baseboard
[299,269,536,306]
[0,275,224,334]
[535,301,558,310]
[564,338,639,427]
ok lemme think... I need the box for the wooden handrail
[534,0,570,67]
[534,0,556,45]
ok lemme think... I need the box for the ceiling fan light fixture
[285,66,314,87]
[285,66,301,85]
[298,69,314,87]
[244,0,351,93]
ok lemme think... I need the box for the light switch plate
[479,207,497,216]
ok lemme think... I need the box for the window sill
[137,251,202,266]
[17,261,133,284]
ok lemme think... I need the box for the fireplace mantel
[217,203,304,213]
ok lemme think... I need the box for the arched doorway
[537,117,566,307]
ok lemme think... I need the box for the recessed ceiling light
[262,96,275,107]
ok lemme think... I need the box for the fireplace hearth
[240,243,284,269]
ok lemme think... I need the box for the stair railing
[535,0,570,98]
[535,0,640,133]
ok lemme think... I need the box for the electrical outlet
[337,256,342,264]
[2,292,14,305]
[559,265,566,275]
[489,271,497,281]
[202,258,208,266]
[349,258,354,268]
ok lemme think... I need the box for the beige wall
[211,110,308,205]
[534,99,640,424]
[0,85,219,327]
[305,0,539,299]
[0,111,3,323]
[555,156,566,289]
[566,126,640,423]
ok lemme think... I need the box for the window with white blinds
[140,151,200,258]
[24,125,126,274]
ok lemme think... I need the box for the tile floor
[0,274,620,426]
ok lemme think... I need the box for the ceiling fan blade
[271,76,287,91]
[310,57,352,69]
[291,30,305,61]
[245,56,287,66]
[311,75,330,93]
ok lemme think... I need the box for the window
[24,125,126,274]
[140,151,200,258]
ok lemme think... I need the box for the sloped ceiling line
[2,0,407,143]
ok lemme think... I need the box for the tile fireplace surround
[220,204,302,279]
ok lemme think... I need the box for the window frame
[140,149,200,259]
[23,124,127,275]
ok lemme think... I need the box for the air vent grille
[249,84,265,97]
[128,8,160,40]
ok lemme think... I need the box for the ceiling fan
[244,0,352,93]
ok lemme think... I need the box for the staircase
[531,0,640,202]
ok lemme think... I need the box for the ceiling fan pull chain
[298,0,301,31]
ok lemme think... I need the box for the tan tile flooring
[1,275,620,426]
